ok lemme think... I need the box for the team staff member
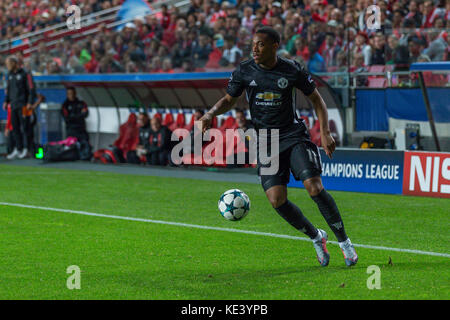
[61,86,90,143]
[127,112,151,164]
[3,56,36,159]
[148,116,171,166]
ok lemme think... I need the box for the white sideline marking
[1,201,449,258]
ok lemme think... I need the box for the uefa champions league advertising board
[288,149,405,195]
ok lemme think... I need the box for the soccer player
[199,27,358,267]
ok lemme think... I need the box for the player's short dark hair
[66,86,76,93]
[255,26,281,44]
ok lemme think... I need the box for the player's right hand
[198,113,213,133]
[2,102,6,111]
[321,133,336,159]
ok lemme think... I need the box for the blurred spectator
[221,35,243,67]
[423,30,447,61]
[230,108,254,168]
[127,112,151,164]
[181,58,195,72]
[147,116,171,166]
[191,34,212,68]
[405,0,423,27]
[352,52,368,86]
[408,36,426,64]
[205,35,225,68]
[421,0,438,28]
[370,33,386,65]
[294,37,309,64]
[284,24,300,54]
[61,86,89,144]
[386,34,408,66]
[241,6,255,33]
[150,56,163,73]
[352,32,371,66]
[307,43,326,73]
[322,32,341,68]
[161,57,174,73]
[159,4,171,29]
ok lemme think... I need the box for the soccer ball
[218,189,250,221]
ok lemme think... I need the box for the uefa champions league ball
[218,189,250,221]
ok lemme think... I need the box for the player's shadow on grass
[108,264,361,298]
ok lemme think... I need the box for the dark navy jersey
[226,56,317,152]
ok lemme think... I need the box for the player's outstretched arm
[199,94,238,132]
[307,88,336,159]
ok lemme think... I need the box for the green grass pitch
[0,164,448,300]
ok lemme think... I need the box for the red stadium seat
[368,65,385,73]
[163,113,174,127]
[327,66,338,72]
[310,120,321,146]
[368,78,387,88]
[219,116,236,131]
[184,113,196,131]
[169,113,186,132]
[153,112,162,121]
[113,113,139,158]
[176,113,186,128]
[211,116,218,128]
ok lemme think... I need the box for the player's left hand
[321,133,336,159]
[197,113,213,133]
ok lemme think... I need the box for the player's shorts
[258,140,322,192]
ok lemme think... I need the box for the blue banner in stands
[0,89,5,120]
[355,88,450,129]
[116,0,152,29]
[34,72,232,83]
[288,149,404,195]
[386,88,450,123]
[410,62,450,71]
[355,89,388,131]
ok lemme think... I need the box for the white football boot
[6,148,19,160]
[313,229,330,267]
[18,148,28,159]
[339,238,358,267]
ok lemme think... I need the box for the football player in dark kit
[199,27,358,267]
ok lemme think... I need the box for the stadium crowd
[1,0,449,76]
[3,0,447,163]
[0,0,122,41]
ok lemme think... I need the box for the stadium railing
[0,6,120,56]
[0,0,191,58]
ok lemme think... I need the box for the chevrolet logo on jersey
[256,92,281,101]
